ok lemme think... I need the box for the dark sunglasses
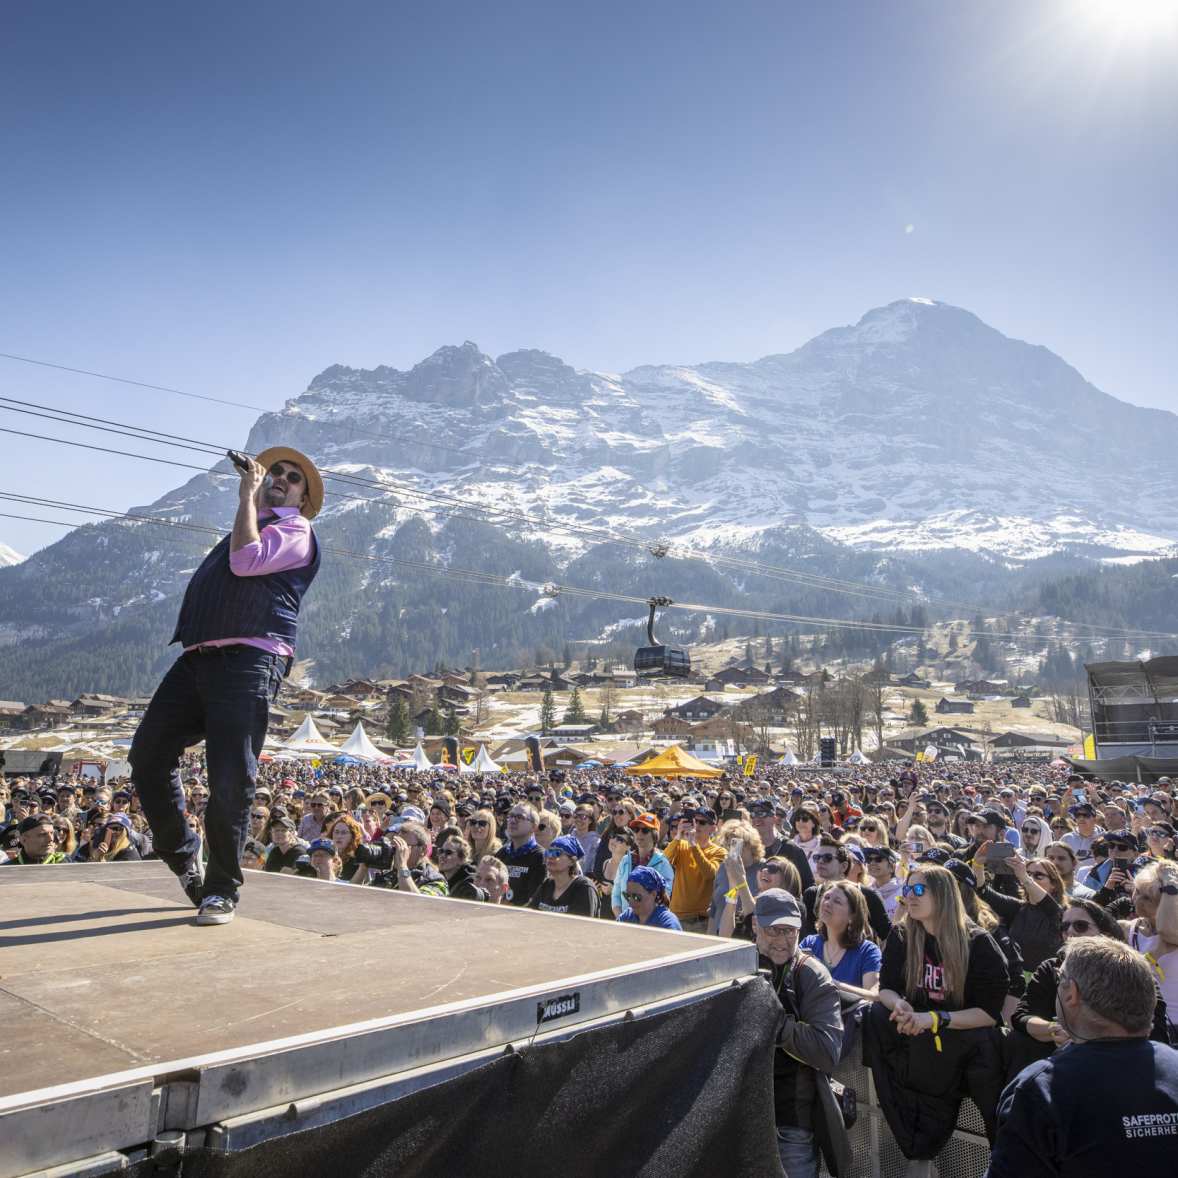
[901,882,927,898]
[1060,918,1092,933]
[622,892,646,903]
[250,812,267,819]
[813,852,838,864]
[694,817,715,825]
[864,853,889,864]
[437,848,459,858]
[269,462,303,485]
[468,818,490,828]
[611,809,628,817]
[370,800,389,807]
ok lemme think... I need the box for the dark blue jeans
[130,646,283,903]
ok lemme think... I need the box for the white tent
[339,721,389,763]
[472,744,501,773]
[777,750,799,766]
[848,749,868,765]
[409,742,433,771]
[283,715,338,752]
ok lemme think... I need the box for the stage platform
[0,863,760,1178]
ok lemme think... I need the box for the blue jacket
[612,849,674,915]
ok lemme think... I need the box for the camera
[351,838,396,871]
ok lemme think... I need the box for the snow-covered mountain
[0,542,23,567]
[2,297,1175,696]
[273,297,1178,563]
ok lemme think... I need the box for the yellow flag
[1083,733,1095,759]
[915,751,925,762]
[461,746,476,764]
[743,755,757,776]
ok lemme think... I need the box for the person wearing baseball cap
[753,888,845,1177]
[0,813,68,867]
[611,812,675,918]
[130,444,324,926]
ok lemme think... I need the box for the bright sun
[1080,0,1178,40]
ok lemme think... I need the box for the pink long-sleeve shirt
[184,507,315,659]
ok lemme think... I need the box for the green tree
[910,698,929,726]
[385,697,409,745]
[564,686,587,724]
[425,703,444,735]
[540,687,556,734]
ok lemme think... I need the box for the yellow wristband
[725,886,740,900]
[930,1010,943,1053]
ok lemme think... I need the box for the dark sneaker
[178,855,205,908]
[195,895,236,926]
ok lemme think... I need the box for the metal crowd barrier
[819,1045,990,1178]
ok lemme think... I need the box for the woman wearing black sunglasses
[1008,898,1170,1078]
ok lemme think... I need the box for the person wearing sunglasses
[664,807,727,933]
[1016,815,1051,860]
[494,804,545,906]
[989,938,1178,1178]
[617,865,681,931]
[970,846,1064,972]
[130,444,325,926]
[865,865,1009,1169]
[1144,821,1176,861]
[528,834,598,917]
[436,836,487,901]
[864,847,903,919]
[1010,897,1170,1075]
[1121,860,1178,1041]
[802,836,892,945]
[611,812,675,919]
[754,888,845,1178]
[464,808,502,861]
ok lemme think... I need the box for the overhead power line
[2,490,1174,645]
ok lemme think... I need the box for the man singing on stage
[131,447,323,925]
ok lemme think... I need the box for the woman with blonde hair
[865,864,1009,1168]
[465,808,501,860]
[1121,859,1178,1041]
[707,819,764,934]
[78,814,141,863]
[534,809,562,851]
[857,816,891,849]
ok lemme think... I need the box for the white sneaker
[195,895,236,925]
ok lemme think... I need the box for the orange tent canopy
[625,744,724,778]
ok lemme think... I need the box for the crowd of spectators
[4,755,1178,1176]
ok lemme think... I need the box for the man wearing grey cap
[754,888,844,1178]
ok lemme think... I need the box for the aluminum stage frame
[0,863,758,1178]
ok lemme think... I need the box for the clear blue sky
[1,0,1175,556]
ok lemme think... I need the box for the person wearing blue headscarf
[618,865,682,931]
[527,833,600,917]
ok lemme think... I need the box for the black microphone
[226,450,251,471]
